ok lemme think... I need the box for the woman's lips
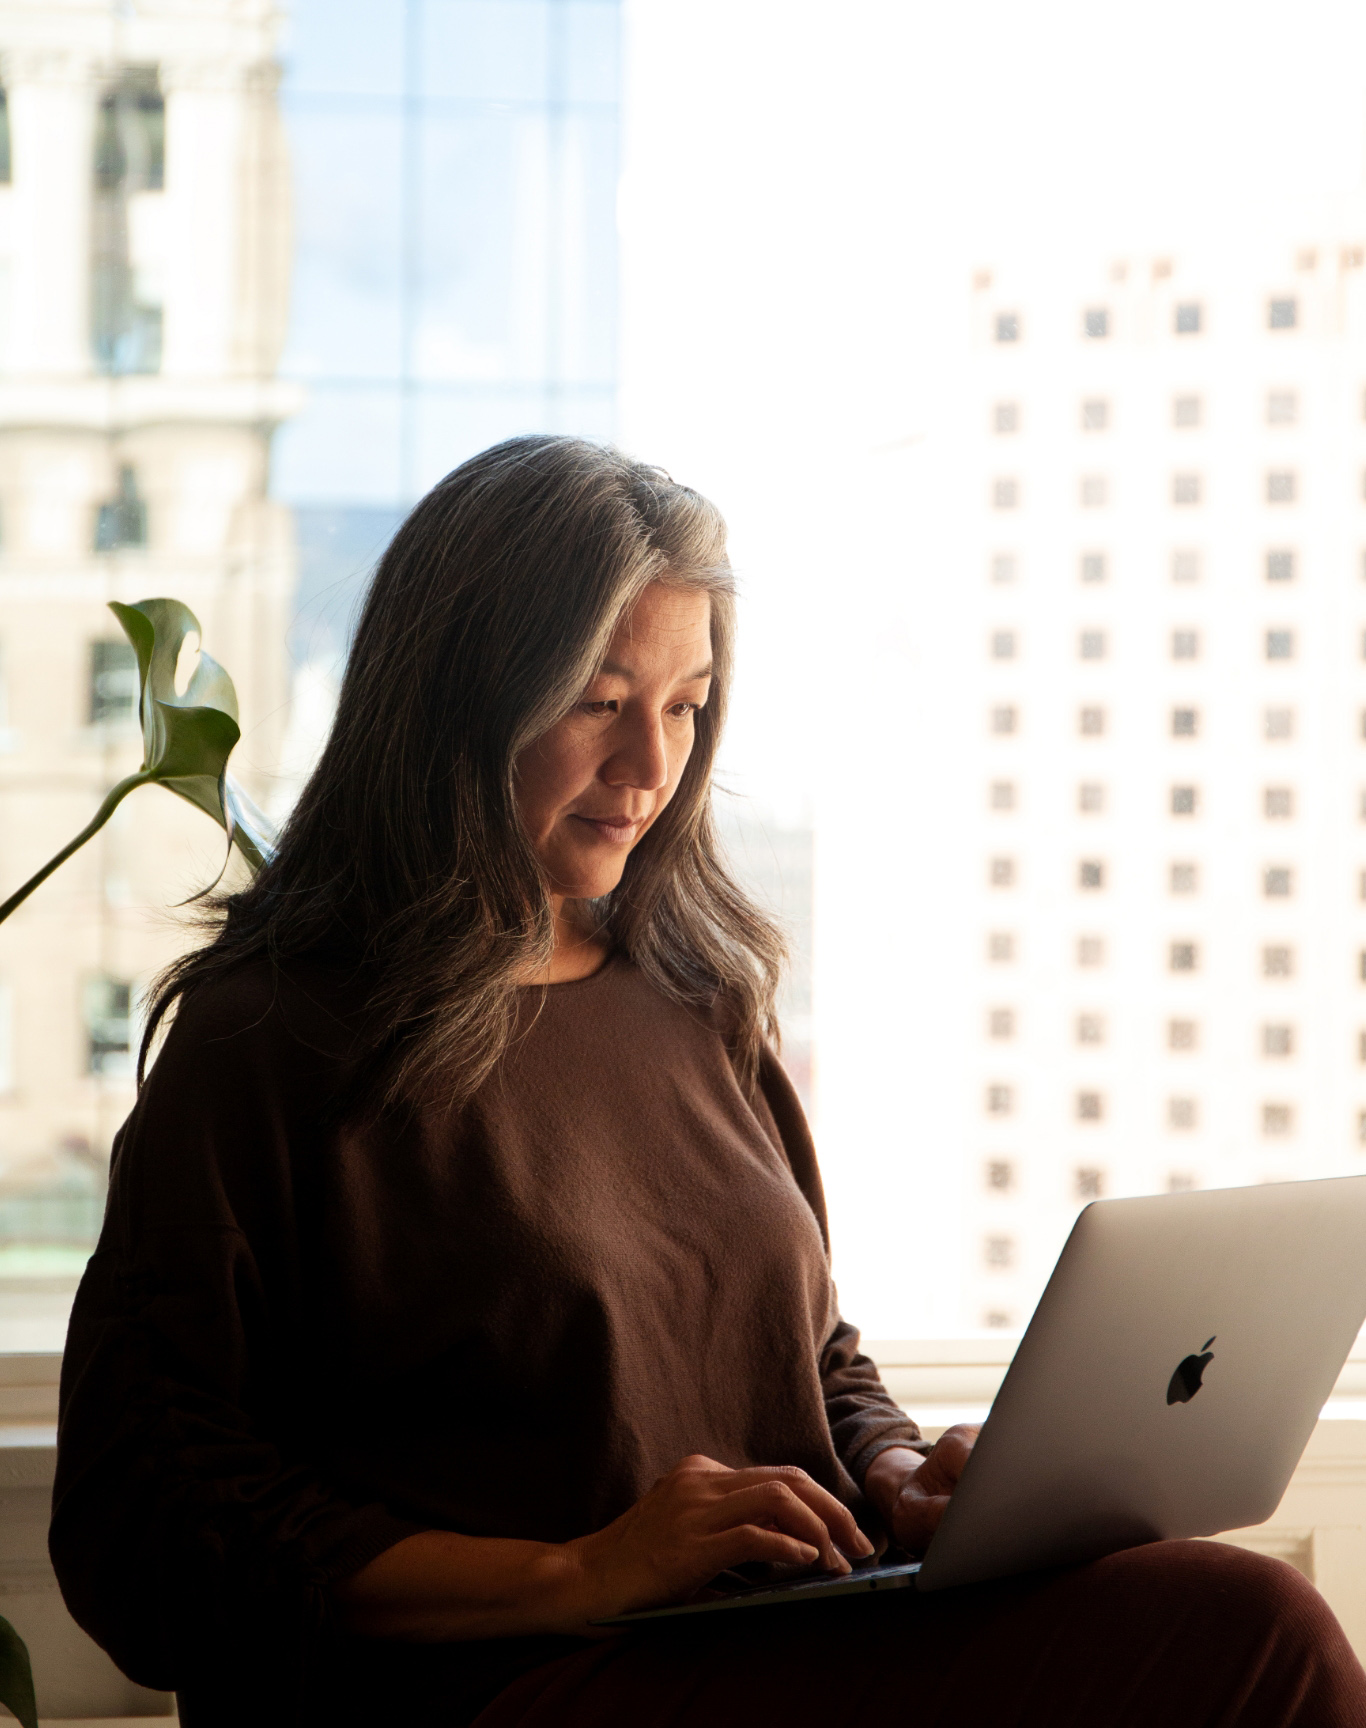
[572,813,643,844]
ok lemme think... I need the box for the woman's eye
[581,700,616,716]
[668,702,700,718]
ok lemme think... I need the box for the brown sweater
[50,955,923,1725]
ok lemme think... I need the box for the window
[1269,297,1297,330]
[988,932,1015,962]
[84,978,133,1077]
[1169,1097,1199,1130]
[1175,302,1202,334]
[1079,630,1106,660]
[1266,549,1295,582]
[984,1235,1015,1268]
[993,401,1019,433]
[989,856,1015,887]
[1262,1103,1295,1137]
[995,312,1020,342]
[1078,860,1105,890]
[1077,1091,1103,1122]
[1169,1018,1198,1051]
[1263,866,1293,897]
[1172,549,1201,583]
[1171,708,1199,738]
[1173,394,1202,427]
[992,477,1019,510]
[1172,472,1202,505]
[991,553,1017,584]
[88,640,139,725]
[1078,782,1105,814]
[1264,786,1294,818]
[1077,1013,1105,1045]
[1265,707,1294,740]
[1080,551,1107,584]
[1267,390,1298,425]
[1266,630,1294,660]
[93,70,166,375]
[1080,475,1108,507]
[1081,398,1109,430]
[987,1008,1015,1040]
[1172,630,1199,660]
[986,1083,1014,1116]
[1171,785,1198,815]
[990,704,1017,735]
[1169,862,1199,894]
[1075,1167,1104,1200]
[1084,307,1110,338]
[1077,935,1105,967]
[94,465,148,550]
[991,629,1017,659]
[985,1159,1014,1191]
[989,780,1016,812]
[1170,941,1198,972]
[1079,706,1106,737]
[1263,1024,1294,1057]
[1263,945,1294,977]
[1266,471,1297,504]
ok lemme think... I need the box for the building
[273,0,623,682]
[956,235,1366,1329]
[0,0,297,1271]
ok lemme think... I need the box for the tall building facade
[960,234,1366,1329]
[0,0,296,1267]
[274,0,622,676]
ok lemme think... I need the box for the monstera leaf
[0,1613,37,1728]
[0,598,278,926]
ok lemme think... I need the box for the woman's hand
[560,1453,875,1628]
[334,1453,874,1642]
[863,1425,981,1557]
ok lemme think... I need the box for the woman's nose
[605,716,669,790]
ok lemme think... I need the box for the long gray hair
[143,435,786,1107]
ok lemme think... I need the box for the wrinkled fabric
[51,956,922,1726]
[473,1541,1366,1728]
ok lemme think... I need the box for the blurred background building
[0,0,296,1291]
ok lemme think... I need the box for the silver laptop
[600,1174,1366,1623]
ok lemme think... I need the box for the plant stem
[0,771,152,928]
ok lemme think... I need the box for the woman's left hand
[863,1425,981,1556]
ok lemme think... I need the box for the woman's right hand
[556,1453,875,1630]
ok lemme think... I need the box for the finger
[719,1467,872,1557]
[697,1524,825,1577]
[708,1481,849,1570]
[922,1427,977,1489]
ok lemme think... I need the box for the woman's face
[515,583,713,903]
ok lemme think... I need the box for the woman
[51,437,1366,1726]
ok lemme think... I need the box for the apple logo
[1167,1336,1216,1406]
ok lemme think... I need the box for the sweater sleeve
[756,1048,932,1483]
[49,973,423,1698]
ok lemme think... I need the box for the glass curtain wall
[275,0,622,667]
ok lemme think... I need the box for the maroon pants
[473,1541,1366,1728]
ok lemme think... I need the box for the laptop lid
[916,1174,1366,1592]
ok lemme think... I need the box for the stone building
[0,0,297,1264]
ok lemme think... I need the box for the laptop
[599,1173,1366,1623]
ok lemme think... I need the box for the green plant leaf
[107,597,276,868]
[0,597,278,928]
[0,1614,39,1728]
